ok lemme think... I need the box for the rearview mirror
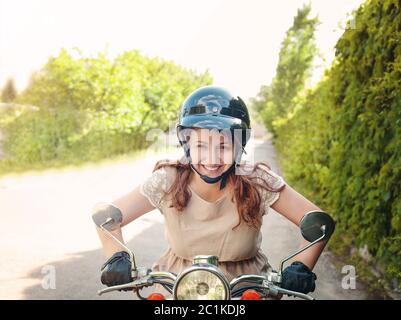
[92,202,138,276]
[91,203,123,231]
[278,210,336,275]
[300,210,335,242]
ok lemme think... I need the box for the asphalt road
[0,124,368,299]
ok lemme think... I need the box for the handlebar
[97,281,139,296]
[98,270,314,300]
[229,273,314,300]
[275,286,314,300]
[97,271,177,296]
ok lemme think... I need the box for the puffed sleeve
[255,166,286,215]
[139,166,176,212]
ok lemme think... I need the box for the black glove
[281,261,317,294]
[101,251,133,289]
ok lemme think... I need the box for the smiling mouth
[200,164,224,175]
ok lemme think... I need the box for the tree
[1,78,17,102]
[1,48,212,171]
[252,3,319,135]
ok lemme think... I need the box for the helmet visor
[180,114,245,130]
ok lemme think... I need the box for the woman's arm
[270,183,328,270]
[95,185,156,258]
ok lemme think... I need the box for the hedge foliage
[271,0,401,288]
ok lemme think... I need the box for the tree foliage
[0,49,212,172]
[271,0,401,288]
[251,3,319,136]
[1,78,18,102]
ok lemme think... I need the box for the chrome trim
[97,275,152,296]
[229,274,266,290]
[266,271,282,284]
[277,287,315,300]
[278,232,325,275]
[193,255,219,266]
[148,271,177,282]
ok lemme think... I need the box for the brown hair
[153,158,285,230]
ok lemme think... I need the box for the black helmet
[176,85,251,189]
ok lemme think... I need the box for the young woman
[96,86,330,298]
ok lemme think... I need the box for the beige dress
[139,161,286,297]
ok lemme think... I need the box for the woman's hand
[101,251,133,290]
[281,261,317,294]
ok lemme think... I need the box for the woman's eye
[195,144,230,150]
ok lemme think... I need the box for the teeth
[203,165,221,171]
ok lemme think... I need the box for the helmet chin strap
[183,146,236,190]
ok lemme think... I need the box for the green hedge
[0,49,212,174]
[273,0,401,289]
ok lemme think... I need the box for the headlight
[173,267,230,300]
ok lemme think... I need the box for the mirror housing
[92,203,123,231]
[300,210,335,243]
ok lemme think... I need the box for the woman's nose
[208,148,222,165]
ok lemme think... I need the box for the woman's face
[187,128,235,177]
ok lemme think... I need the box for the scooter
[92,203,335,300]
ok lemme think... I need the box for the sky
[0,0,364,101]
